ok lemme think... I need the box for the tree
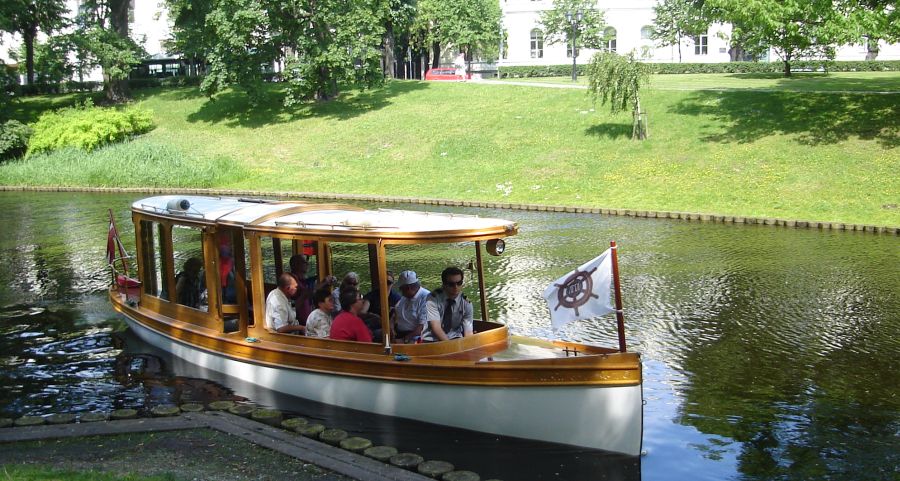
[382,0,417,78]
[0,0,68,85]
[14,36,74,83]
[651,0,707,63]
[842,0,900,60]
[74,0,145,102]
[538,0,606,50]
[282,0,389,102]
[704,0,851,77]
[586,51,650,140]
[416,0,502,72]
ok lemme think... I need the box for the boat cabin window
[172,225,208,312]
[139,220,171,301]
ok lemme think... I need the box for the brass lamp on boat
[109,195,643,456]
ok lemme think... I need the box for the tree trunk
[105,0,131,103]
[865,37,879,61]
[431,42,440,68]
[782,59,791,78]
[24,27,36,85]
[676,28,682,63]
[383,25,395,79]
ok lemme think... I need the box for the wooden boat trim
[111,290,641,387]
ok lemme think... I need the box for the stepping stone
[251,408,283,427]
[418,460,454,478]
[318,428,348,445]
[14,416,45,427]
[363,445,398,462]
[46,413,77,425]
[227,405,255,417]
[339,437,373,453]
[179,403,204,413]
[79,412,108,423]
[443,471,481,481]
[296,423,325,438]
[207,400,235,411]
[110,409,138,420]
[281,417,308,430]
[389,453,424,471]
[0,418,12,428]
[150,405,180,417]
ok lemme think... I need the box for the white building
[500,0,900,67]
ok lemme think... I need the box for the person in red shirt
[329,288,373,343]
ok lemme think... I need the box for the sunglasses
[444,280,464,287]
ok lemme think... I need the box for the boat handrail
[376,208,479,219]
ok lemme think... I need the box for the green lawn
[1,72,898,226]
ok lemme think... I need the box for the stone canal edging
[0,405,502,481]
[1,185,896,235]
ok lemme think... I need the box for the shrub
[26,101,155,156]
[0,120,33,161]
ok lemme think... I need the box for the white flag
[542,248,615,330]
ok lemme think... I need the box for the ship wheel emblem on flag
[552,266,600,316]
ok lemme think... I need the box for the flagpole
[108,208,129,276]
[610,240,626,352]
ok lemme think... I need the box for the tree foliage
[416,0,502,62]
[537,0,606,50]
[282,0,389,103]
[651,0,708,62]
[0,0,68,85]
[586,51,651,140]
[703,0,852,76]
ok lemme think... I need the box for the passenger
[332,272,362,314]
[287,254,317,326]
[423,267,473,342]
[175,257,203,309]
[218,233,237,304]
[392,270,430,344]
[305,287,334,338]
[264,273,305,334]
[329,288,373,343]
[363,270,401,319]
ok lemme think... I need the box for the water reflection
[0,192,898,481]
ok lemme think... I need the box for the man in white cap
[392,270,430,344]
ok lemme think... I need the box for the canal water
[0,191,897,481]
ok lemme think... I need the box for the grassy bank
[1,72,897,226]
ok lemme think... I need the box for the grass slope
[1,72,898,226]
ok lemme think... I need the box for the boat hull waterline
[123,316,644,455]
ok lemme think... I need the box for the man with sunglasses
[423,267,473,342]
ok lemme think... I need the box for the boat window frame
[133,213,220,331]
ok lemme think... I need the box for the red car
[425,67,468,81]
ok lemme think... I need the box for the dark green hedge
[499,60,900,78]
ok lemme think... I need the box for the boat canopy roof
[133,195,518,241]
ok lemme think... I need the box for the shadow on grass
[670,90,899,147]
[185,81,430,128]
[585,123,632,140]
[6,92,99,123]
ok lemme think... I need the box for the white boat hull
[126,317,643,456]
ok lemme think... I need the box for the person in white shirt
[392,270,431,344]
[265,273,304,334]
[305,287,335,338]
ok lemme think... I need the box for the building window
[604,27,617,53]
[530,29,544,58]
[640,26,653,40]
[694,35,708,55]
